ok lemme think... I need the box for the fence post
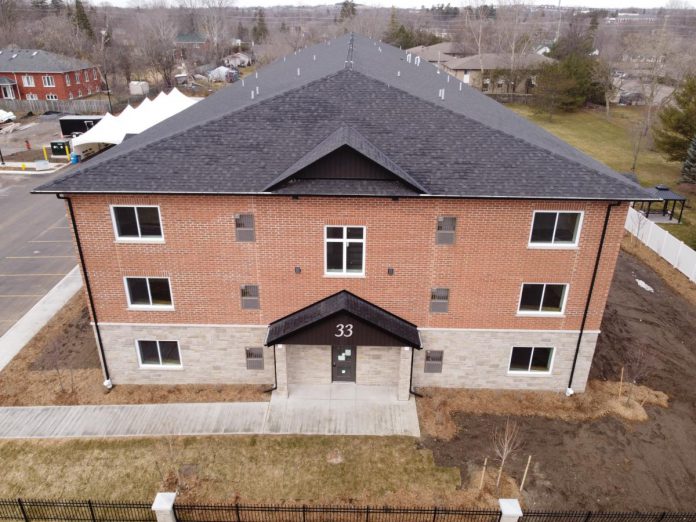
[16,498,29,522]
[87,500,96,522]
[151,493,177,522]
[235,503,241,522]
[498,499,522,522]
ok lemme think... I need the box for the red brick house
[35,34,651,401]
[0,49,101,101]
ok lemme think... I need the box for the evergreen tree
[251,8,268,43]
[237,22,249,42]
[74,0,94,39]
[532,62,580,120]
[339,0,356,21]
[385,6,399,41]
[50,0,64,13]
[654,76,696,163]
[682,134,696,183]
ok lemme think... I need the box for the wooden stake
[520,455,532,492]
[479,457,488,490]
[618,367,624,399]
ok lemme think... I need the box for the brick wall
[10,68,101,101]
[68,195,626,332]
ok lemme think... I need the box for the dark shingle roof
[266,290,421,348]
[35,34,652,201]
[0,49,92,73]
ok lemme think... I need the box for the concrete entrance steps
[264,383,421,437]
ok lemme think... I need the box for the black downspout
[409,347,423,398]
[58,194,111,386]
[567,201,621,393]
[264,344,278,394]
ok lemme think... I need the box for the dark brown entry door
[331,345,356,382]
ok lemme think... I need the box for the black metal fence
[173,505,501,522]
[0,499,155,522]
[1,499,696,522]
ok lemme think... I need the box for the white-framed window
[22,75,35,87]
[529,211,583,248]
[77,90,82,97]
[75,72,80,83]
[325,225,365,276]
[87,87,92,95]
[68,92,73,100]
[93,68,98,80]
[234,213,255,241]
[65,73,71,86]
[518,283,568,315]
[124,277,173,310]
[508,346,554,374]
[111,205,163,241]
[84,70,89,82]
[45,93,58,100]
[42,75,55,87]
[26,93,38,100]
[136,339,182,368]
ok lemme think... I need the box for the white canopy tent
[71,89,199,157]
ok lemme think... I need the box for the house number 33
[335,323,353,337]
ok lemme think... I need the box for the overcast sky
[230,0,675,8]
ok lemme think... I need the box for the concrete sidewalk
[0,384,420,438]
[0,265,81,371]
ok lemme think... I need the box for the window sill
[323,273,366,278]
[128,305,175,312]
[115,238,165,244]
[527,244,579,250]
[507,370,552,376]
[516,311,565,318]
[138,365,184,371]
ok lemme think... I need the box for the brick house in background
[0,49,101,101]
[35,34,651,401]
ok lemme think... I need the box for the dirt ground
[422,249,696,511]
[0,294,269,405]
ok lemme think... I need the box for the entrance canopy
[265,290,421,348]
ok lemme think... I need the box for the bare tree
[139,10,178,89]
[624,347,652,405]
[461,1,492,81]
[492,417,523,491]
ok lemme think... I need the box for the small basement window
[246,347,264,370]
[509,346,553,373]
[436,216,456,244]
[137,340,181,367]
[518,283,567,314]
[235,213,255,242]
[112,206,163,240]
[125,277,173,309]
[424,350,443,373]
[241,285,260,309]
[430,288,449,313]
[529,211,582,246]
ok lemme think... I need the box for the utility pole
[555,0,562,42]
[100,29,113,113]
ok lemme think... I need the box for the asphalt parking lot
[0,170,76,336]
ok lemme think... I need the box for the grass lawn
[510,105,696,248]
[0,436,470,506]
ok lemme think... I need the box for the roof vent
[655,184,669,191]
[32,51,38,56]
[11,53,17,59]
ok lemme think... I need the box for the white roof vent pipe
[255,86,259,95]
[406,52,412,63]
[297,67,301,76]
[397,70,401,77]
[251,90,255,100]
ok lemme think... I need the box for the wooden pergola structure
[634,184,687,224]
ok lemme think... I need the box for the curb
[0,266,82,371]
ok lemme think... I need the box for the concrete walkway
[0,266,81,371]
[0,384,420,439]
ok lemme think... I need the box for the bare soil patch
[0,294,269,405]
[421,250,696,511]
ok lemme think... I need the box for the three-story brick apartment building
[36,34,651,401]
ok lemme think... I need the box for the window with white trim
[430,288,449,313]
[137,340,181,367]
[509,346,553,373]
[42,75,55,87]
[424,350,443,373]
[78,90,82,97]
[519,283,567,314]
[246,347,264,370]
[22,75,35,87]
[93,68,98,80]
[112,205,163,240]
[84,70,89,82]
[325,226,365,276]
[87,87,92,95]
[65,74,71,86]
[234,213,255,241]
[241,285,260,309]
[68,92,73,100]
[75,72,80,83]
[436,216,456,244]
[125,277,172,308]
[530,211,582,246]
[26,93,38,100]
[45,94,58,100]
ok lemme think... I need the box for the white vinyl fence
[625,206,696,284]
[0,98,109,115]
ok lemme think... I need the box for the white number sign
[335,323,353,338]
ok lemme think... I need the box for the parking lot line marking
[0,294,44,298]
[0,273,67,277]
[5,256,74,259]
[28,240,72,243]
